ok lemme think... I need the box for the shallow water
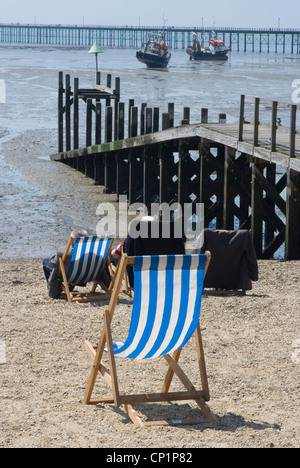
[0,46,299,258]
[1,46,299,137]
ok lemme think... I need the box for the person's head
[71,229,88,246]
[71,229,88,238]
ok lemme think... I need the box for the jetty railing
[239,95,300,160]
[52,72,300,260]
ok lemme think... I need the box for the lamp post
[89,42,104,81]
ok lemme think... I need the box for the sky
[1,0,300,29]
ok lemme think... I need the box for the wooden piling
[86,98,93,147]
[65,74,71,152]
[95,101,102,145]
[73,77,79,150]
[58,71,64,153]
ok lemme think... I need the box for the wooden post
[85,154,94,179]
[73,77,79,150]
[271,100,278,152]
[216,144,225,228]
[117,102,125,140]
[289,104,297,158]
[96,71,101,85]
[76,155,85,174]
[105,106,113,143]
[159,142,173,204]
[162,113,169,130]
[286,105,298,257]
[58,71,64,152]
[140,103,147,136]
[201,108,208,124]
[65,74,71,151]
[86,98,93,147]
[143,147,151,210]
[265,163,276,247]
[95,101,102,145]
[104,153,116,194]
[178,141,190,206]
[145,108,153,134]
[253,97,260,146]
[130,106,138,138]
[106,74,112,107]
[128,99,134,138]
[94,155,104,186]
[238,94,245,141]
[116,151,129,200]
[223,146,236,230]
[153,107,160,132]
[114,77,120,141]
[181,107,190,125]
[219,113,226,123]
[251,158,265,258]
[128,150,137,204]
[168,103,174,128]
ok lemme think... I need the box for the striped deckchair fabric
[67,236,112,285]
[59,235,114,303]
[113,255,207,360]
[83,252,216,427]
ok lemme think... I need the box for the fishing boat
[186,32,230,61]
[136,32,171,69]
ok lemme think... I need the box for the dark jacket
[47,246,72,299]
[196,229,258,291]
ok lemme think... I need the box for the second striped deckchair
[83,252,216,427]
[59,235,114,303]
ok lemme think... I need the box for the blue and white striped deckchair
[59,235,114,303]
[84,252,216,427]
[112,255,207,360]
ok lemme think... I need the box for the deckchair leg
[195,324,210,401]
[83,255,129,404]
[163,354,216,422]
[104,310,121,407]
[59,258,73,303]
[84,339,146,427]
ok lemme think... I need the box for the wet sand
[0,128,119,259]
[0,129,299,448]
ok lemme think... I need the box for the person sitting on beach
[42,229,110,300]
[110,240,125,266]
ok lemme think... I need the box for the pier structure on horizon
[51,71,300,261]
[0,23,300,54]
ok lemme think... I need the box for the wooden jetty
[51,72,300,260]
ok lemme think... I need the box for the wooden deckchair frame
[83,252,216,427]
[58,236,115,304]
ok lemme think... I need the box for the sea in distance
[0,45,300,258]
[1,45,300,140]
